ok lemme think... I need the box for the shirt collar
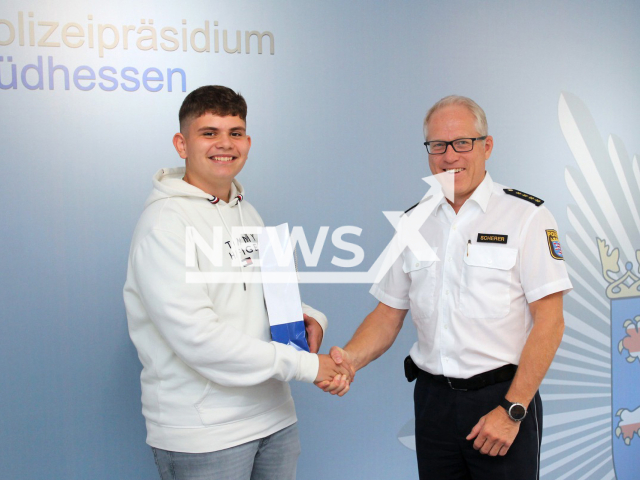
[467,172,493,213]
[433,171,494,215]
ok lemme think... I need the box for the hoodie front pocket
[194,380,286,426]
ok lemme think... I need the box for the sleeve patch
[503,189,544,206]
[546,229,564,260]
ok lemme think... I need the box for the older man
[325,96,572,479]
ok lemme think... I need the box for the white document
[258,223,304,327]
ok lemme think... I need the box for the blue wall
[1,1,639,478]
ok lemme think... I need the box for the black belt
[420,364,517,391]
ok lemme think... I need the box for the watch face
[510,404,526,420]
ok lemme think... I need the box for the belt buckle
[446,377,467,391]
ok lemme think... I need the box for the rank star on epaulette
[503,188,544,206]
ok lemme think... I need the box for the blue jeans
[152,423,300,480]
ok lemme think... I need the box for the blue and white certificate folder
[258,223,309,352]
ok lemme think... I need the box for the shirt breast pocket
[402,249,438,317]
[460,245,517,319]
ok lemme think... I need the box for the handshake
[314,347,354,397]
[304,313,354,397]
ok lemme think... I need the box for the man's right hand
[314,353,352,397]
[329,346,356,379]
[314,303,407,397]
[314,347,356,396]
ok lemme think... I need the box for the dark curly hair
[179,85,247,132]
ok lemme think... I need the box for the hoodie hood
[146,167,245,208]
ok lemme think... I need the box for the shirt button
[452,225,457,230]
[444,325,448,330]
[415,262,420,267]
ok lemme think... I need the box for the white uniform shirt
[370,173,572,379]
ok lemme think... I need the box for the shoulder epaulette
[404,201,420,213]
[503,188,544,207]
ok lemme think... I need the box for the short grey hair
[423,95,488,139]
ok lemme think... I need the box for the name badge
[477,233,508,244]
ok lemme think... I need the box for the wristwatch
[500,397,527,422]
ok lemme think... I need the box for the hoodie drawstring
[235,197,247,291]
[209,195,248,291]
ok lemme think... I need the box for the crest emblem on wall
[540,92,640,479]
[600,238,640,480]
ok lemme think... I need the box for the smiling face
[173,113,251,201]
[426,104,493,211]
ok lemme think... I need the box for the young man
[124,86,349,480]
[325,96,572,479]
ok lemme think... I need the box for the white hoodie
[124,167,325,453]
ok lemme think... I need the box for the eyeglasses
[424,136,487,154]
